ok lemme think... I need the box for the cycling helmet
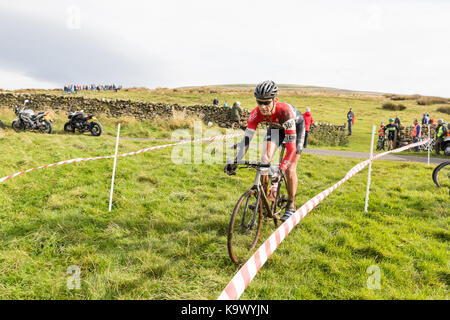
[254,80,279,99]
[389,118,394,122]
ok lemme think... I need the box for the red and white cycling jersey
[244,102,304,170]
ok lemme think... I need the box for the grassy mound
[382,103,407,111]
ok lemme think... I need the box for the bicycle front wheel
[228,189,263,264]
[432,161,450,188]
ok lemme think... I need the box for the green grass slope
[0,110,448,299]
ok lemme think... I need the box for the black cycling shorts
[264,123,305,155]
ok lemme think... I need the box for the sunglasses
[256,99,273,106]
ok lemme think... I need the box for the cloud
[0,6,164,88]
[0,0,449,96]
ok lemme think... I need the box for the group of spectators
[63,84,123,93]
[377,117,401,151]
[378,114,448,154]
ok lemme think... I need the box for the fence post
[109,123,121,212]
[427,124,431,166]
[364,125,376,213]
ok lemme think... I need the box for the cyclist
[385,118,398,150]
[224,80,306,222]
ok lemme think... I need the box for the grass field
[0,102,448,299]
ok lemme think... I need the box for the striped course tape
[0,132,243,184]
[218,138,430,300]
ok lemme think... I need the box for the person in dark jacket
[434,119,448,155]
[213,98,219,106]
[385,118,398,150]
[347,108,354,136]
[303,108,314,148]
[230,101,243,128]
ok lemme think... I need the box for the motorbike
[441,136,450,156]
[12,100,53,134]
[64,110,103,136]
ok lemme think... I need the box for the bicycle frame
[247,143,287,219]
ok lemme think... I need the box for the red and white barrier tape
[218,138,430,300]
[0,132,243,185]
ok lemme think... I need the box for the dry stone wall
[0,93,347,142]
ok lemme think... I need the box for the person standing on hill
[422,113,430,125]
[213,98,219,106]
[434,119,448,155]
[347,108,355,136]
[303,108,314,148]
[411,119,421,152]
[378,122,386,151]
[385,118,398,150]
[230,101,243,129]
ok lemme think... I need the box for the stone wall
[0,92,244,127]
[0,93,347,143]
[397,124,437,147]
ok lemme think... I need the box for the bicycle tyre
[271,175,289,227]
[432,161,450,188]
[228,189,263,264]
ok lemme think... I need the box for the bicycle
[432,161,449,188]
[227,143,289,264]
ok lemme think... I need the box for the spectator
[230,101,243,129]
[385,118,398,150]
[421,112,430,125]
[378,121,386,151]
[411,119,421,152]
[213,98,219,106]
[347,108,355,136]
[434,119,448,155]
[224,102,228,107]
[395,116,401,127]
[303,107,314,148]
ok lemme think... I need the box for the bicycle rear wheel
[228,189,263,264]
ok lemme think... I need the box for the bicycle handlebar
[232,161,272,168]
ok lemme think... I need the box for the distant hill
[177,84,386,96]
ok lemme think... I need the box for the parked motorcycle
[64,110,103,136]
[441,136,450,156]
[12,100,53,134]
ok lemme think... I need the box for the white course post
[427,124,431,166]
[364,125,376,213]
[109,123,121,212]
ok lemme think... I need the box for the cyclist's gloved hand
[224,163,238,175]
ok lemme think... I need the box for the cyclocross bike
[227,143,289,264]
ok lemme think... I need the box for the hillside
[0,89,448,299]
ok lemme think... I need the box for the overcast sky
[0,0,449,96]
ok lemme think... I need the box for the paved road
[303,148,447,165]
[114,136,448,165]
